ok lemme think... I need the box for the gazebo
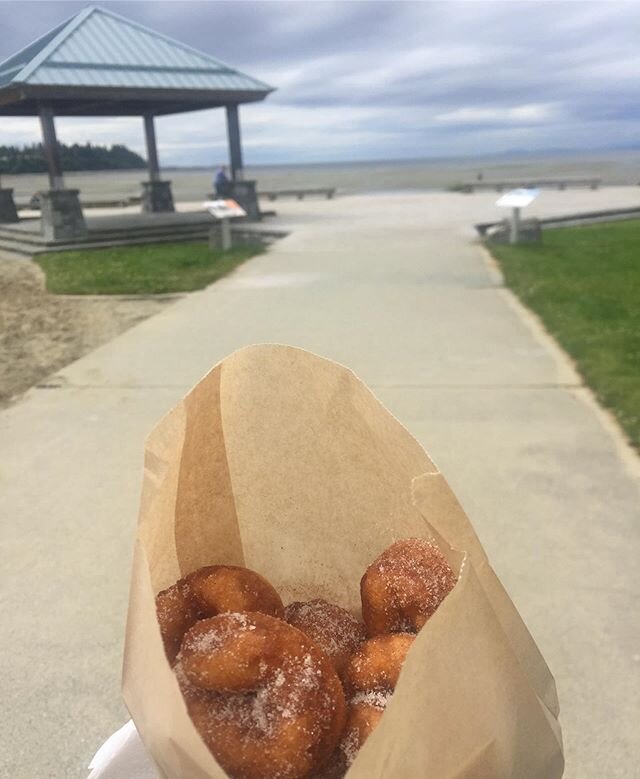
[0,5,274,238]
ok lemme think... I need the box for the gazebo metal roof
[0,5,274,116]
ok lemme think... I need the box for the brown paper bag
[123,344,564,779]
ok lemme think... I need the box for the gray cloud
[0,1,638,163]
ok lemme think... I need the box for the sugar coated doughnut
[340,695,387,768]
[189,565,284,620]
[176,612,347,779]
[155,565,284,664]
[343,633,415,695]
[360,537,457,636]
[284,599,366,678]
[324,635,414,775]
[155,577,201,666]
[311,696,387,779]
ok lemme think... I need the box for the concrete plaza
[1,188,639,777]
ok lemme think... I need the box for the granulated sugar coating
[160,543,457,777]
[155,579,201,664]
[340,701,386,768]
[314,634,416,778]
[313,694,389,779]
[174,612,346,779]
[189,565,284,621]
[284,600,366,678]
[344,634,415,695]
[360,537,458,636]
[155,564,284,666]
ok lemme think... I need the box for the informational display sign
[203,199,247,219]
[496,188,540,209]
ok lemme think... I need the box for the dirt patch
[0,254,178,406]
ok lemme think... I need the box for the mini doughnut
[155,578,201,665]
[284,599,366,678]
[343,633,415,695]
[155,565,284,664]
[360,537,457,636]
[324,635,414,775]
[340,695,387,768]
[176,612,347,779]
[310,692,389,779]
[189,565,284,620]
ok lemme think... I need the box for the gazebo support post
[141,112,175,213]
[39,106,64,190]
[225,104,244,182]
[224,104,261,221]
[144,113,160,183]
[37,104,87,240]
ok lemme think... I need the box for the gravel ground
[0,253,177,406]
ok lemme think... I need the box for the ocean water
[2,150,639,204]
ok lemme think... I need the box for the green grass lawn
[489,220,640,450]
[36,241,262,295]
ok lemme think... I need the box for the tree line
[0,142,147,174]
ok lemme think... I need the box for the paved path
[1,189,639,778]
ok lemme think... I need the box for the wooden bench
[258,188,336,201]
[461,178,601,193]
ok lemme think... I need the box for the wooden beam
[143,113,160,182]
[225,104,244,181]
[38,105,64,189]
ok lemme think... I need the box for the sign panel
[496,188,540,208]
[203,199,247,219]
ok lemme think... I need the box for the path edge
[479,243,640,483]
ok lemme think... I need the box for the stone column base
[141,180,175,213]
[228,180,261,221]
[39,190,87,241]
[0,188,19,223]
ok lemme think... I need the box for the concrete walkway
[1,189,639,778]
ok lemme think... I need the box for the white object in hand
[87,720,158,779]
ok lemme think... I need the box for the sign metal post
[496,189,539,244]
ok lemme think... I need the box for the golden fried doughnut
[312,693,389,778]
[340,696,386,768]
[155,578,201,665]
[324,634,415,772]
[360,537,457,636]
[155,565,284,664]
[284,599,366,678]
[176,612,347,779]
[343,633,415,695]
[189,565,284,621]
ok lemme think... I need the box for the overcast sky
[0,1,638,166]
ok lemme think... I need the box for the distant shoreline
[3,149,639,201]
[3,147,640,176]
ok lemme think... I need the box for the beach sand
[0,253,175,406]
